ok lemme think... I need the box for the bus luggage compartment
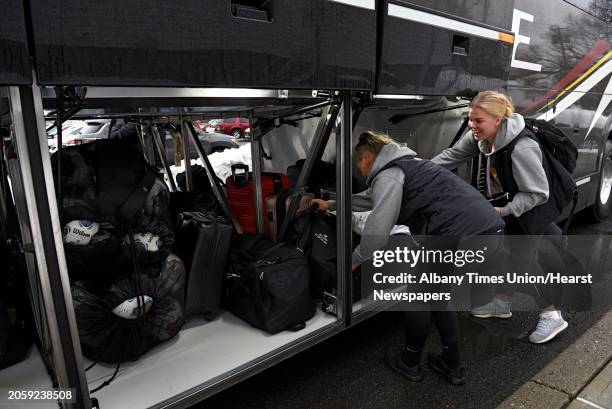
[27,0,377,90]
[377,0,513,96]
[0,0,31,85]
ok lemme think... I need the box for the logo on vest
[314,232,329,245]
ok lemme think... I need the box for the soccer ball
[63,220,100,245]
[111,295,154,319]
[122,232,161,252]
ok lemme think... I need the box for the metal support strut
[337,92,353,324]
[9,85,91,409]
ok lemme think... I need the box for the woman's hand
[311,199,329,211]
[494,207,502,215]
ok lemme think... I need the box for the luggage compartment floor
[84,309,338,409]
[0,346,56,409]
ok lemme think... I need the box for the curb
[497,310,612,409]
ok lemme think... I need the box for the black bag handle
[231,164,250,187]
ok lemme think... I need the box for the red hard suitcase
[226,164,289,235]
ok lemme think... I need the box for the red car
[215,117,250,138]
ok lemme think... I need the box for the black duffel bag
[225,235,315,334]
[287,204,337,298]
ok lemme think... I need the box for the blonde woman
[314,131,504,385]
[432,90,569,344]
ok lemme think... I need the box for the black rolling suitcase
[175,212,232,320]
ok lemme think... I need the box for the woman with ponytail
[433,90,570,344]
[313,130,504,385]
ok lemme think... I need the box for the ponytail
[355,131,395,159]
[471,91,515,118]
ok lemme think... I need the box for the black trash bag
[71,257,185,363]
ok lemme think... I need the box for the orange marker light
[499,32,515,44]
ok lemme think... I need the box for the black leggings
[402,236,461,366]
[501,218,565,309]
[404,310,460,351]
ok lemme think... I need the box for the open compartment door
[28,0,376,90]
[0,0,31,85]
[377,0,514,96]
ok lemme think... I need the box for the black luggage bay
[28,0,376,89]
[175,212,233,320]
[0,0,31,84]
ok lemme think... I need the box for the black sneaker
[384,349,423,382]
[426,353,465,385]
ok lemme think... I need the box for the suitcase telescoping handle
[231,164,250,188]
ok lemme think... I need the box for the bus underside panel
[28,0,376,90]
[377,1,513,96]
[0,0,31,85]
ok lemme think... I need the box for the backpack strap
[562,188,579,235]
[494,129,536,199]
[449,116,469,148]
[117,171,157,225]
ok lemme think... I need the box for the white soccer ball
[63,220,100,245]
[111,295,154,319]
[122,232,161,252]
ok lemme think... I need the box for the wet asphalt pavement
[195,212,612,409]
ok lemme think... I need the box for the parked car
[164,131,239,165]
[47,122,86,153]
[63,120,112,146]
[204,119,221,133]
[215,117,250,138]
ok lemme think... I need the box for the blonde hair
[355,131,395,159]
[471,91,515,119]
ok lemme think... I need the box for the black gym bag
[225,235,315,334]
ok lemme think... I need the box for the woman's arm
[352,169,404,264]
[431,131,480,168]
[317,188,373,213]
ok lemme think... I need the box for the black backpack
[225,234,315,334]
[506,126,578,234]
[524,119,578,174]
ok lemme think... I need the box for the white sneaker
[529,311,568,344]
[471,297,512,319]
